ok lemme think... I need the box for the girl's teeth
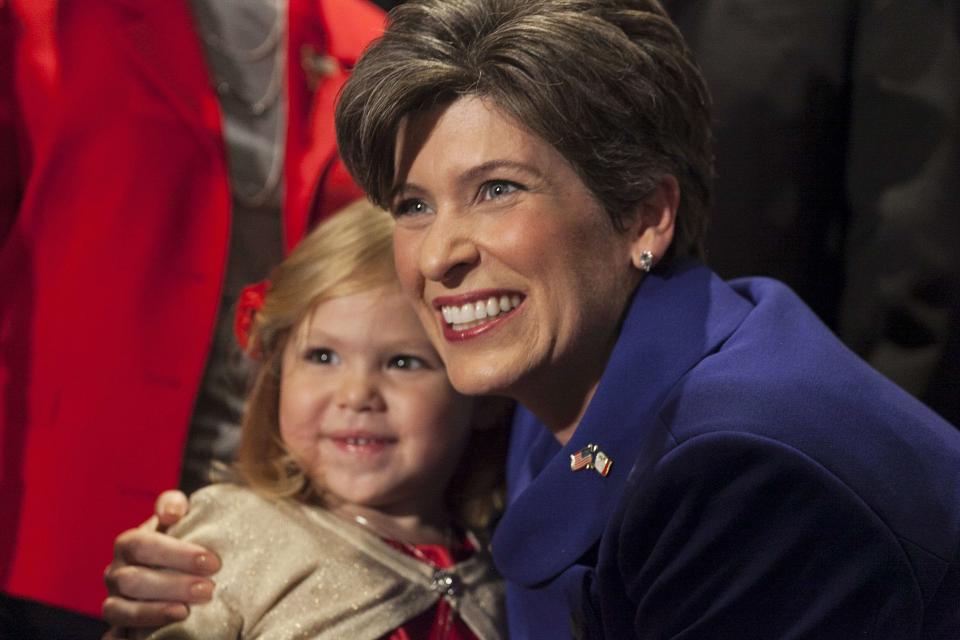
[441,295,521,328]
[345,437,388,446]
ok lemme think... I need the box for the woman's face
[391,97,648,431]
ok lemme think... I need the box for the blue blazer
[492,261,960,639]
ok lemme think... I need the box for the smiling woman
[335,0,707,437]
[333,0,960,638]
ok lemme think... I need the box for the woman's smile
[433,290,525,340]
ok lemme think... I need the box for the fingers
[104,558,215,601]
[100,490,209,632]
[102,595,189,630]
[154,490,189,529]
[113,527,220,575]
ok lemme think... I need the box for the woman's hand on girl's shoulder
[101,490,221,633]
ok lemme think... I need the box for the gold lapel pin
[570,443,613,477]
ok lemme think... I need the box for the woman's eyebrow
[390,159,544,200]
[460,159,544,183]
[389,181,427,201]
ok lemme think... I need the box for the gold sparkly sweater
[139,484,506,640]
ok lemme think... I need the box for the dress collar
[492,260,752,585]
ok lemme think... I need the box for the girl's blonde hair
[233,200,509,530]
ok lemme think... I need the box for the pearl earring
[639,250,654,273]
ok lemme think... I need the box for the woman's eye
[388,355,428,371]
[304,348,339,365]
[392,198,431,218]
[479,180,521,201]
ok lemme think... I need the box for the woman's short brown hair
[336,0,713,259]
[233,200,509,530]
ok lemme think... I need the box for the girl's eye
[388,355,428,371]
[479,180,521,202]
[392,198,432,218]
[304,348,339,365]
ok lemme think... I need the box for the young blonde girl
[140,200,508,640]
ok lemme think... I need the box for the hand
[101,490,221,635]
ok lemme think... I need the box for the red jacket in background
[0,0,384,617]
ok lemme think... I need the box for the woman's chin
[447,363,515,398]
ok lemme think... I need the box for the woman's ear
[628,175,679,271]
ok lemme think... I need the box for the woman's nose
[335,371,386,412]
[418,209,479,287]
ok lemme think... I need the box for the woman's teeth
[441,295,521,329]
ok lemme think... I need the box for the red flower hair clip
[234,280,270,353]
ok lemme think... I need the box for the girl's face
[278,287,475,521]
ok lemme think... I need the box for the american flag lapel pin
[570,443,613,477]
[570,444,597,472]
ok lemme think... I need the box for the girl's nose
[335,371,386,412]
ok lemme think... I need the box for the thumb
[155,490,189,530]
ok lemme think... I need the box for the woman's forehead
[393,96,565,192]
